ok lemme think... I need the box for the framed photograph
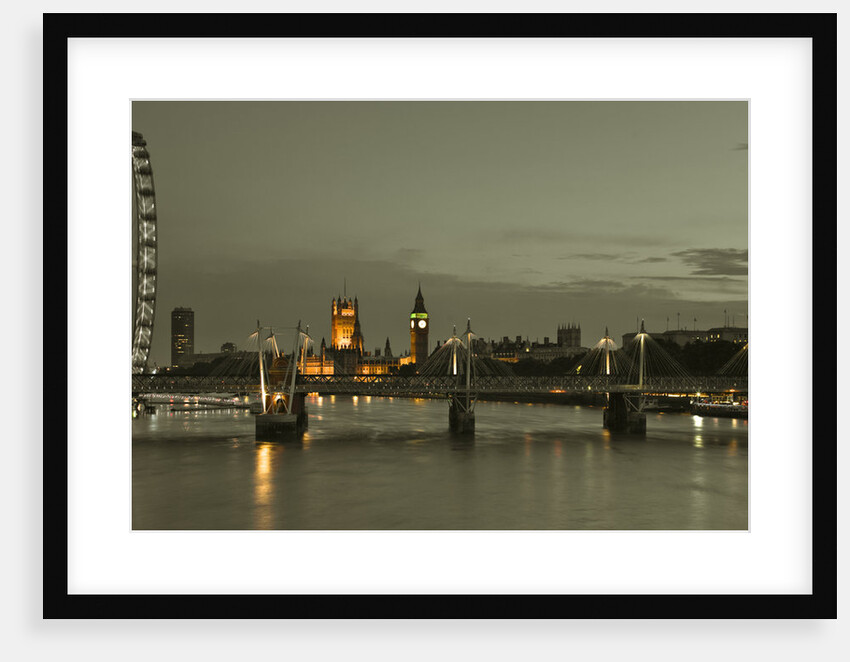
[47,13,836,618]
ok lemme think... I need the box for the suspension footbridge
[133,320,747,436]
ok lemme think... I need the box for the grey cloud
[499,228,569,243]
[396,248,424,260]
[637,275,748,296]
[564,253,622,261]
[672,248,748,276]
[535,279,623,292]
[557,253,667,264]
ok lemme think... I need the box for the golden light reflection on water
[602,429,611,451]
[694,434,704,448]
[553,440,562,458]
[524,432,533,457]
[693,416,704,428]
[728,439,738,456]
[254,443,276,529]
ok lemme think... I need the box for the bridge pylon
[422,320,478,434]
[253,321,311,440]
[575,326,647,434]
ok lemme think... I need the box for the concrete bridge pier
[603,393,646,434]
[294,392,308,430]
[449,395,475,434]
[255,392,308,441]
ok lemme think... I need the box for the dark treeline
[508,356,580,377]
[507,341,742,377]
[652,339,741,375]
[165,353,262,376]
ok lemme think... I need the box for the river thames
[132,395,747,530]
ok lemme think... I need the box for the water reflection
[253,443,275,529]
[133,397,748,530]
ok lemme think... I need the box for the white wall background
[2,1,846,660]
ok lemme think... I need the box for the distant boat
[690,401,748,419]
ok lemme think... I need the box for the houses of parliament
[298,286,428,376]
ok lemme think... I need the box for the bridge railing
[132,373,747,395]
[294,374,747,395]
[132,374,259,394]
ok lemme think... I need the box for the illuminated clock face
[417,320,427,329]
[410,320,415,329]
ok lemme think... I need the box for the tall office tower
[409,285,429,365]
[171,307,194,366]
[557,322,581,347]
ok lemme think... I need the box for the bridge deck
[132,374,747,396]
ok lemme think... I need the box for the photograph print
[130,100,748,531]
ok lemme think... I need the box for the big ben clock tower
[409,285,429,365]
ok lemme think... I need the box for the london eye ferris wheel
[131,131,158,373]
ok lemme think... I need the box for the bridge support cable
[572,327,633,377]
[717,342,748,376]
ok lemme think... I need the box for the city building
[705,326,748,344]
[298,291,417,376]
[622,325,748,349]
[331,296,364,352]
[488,332,587,364]
[182,342,239,367]
[557,322,581,347]
[528,340,586,363]
[409,285,429,365]
[298,338,335,376]
[170,307,194,367]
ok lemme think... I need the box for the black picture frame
[45,12,837,619]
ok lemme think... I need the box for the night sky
[132,101,747,366]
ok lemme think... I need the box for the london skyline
[132,100,747,367]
